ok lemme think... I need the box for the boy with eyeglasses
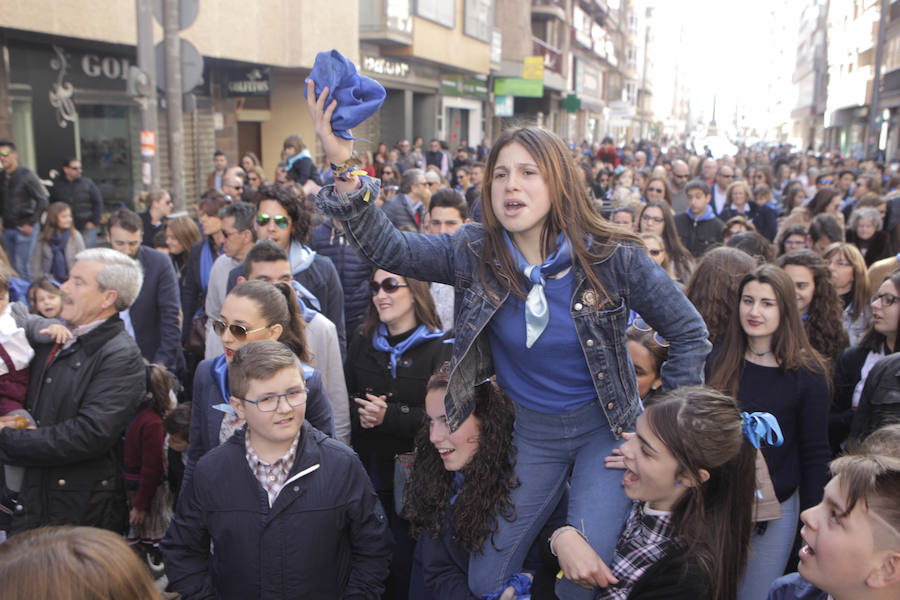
[163,340,391,599]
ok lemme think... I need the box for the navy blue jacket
[225,252,347,356]
[130,245,184,374]
[163,423,392,599]
[309,221,373,337]
[720,203,778,241]
[183,357,335,488]
[180,237,219,343]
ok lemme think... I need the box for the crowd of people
[0,84,899,600]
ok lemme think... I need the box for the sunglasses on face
[646,187,665,194]
[212,319,269,339]
[648,248,663,256]
[820,179,835,185]
[369,277,408,295]
[0,150,10,157]
[257,214,290,228]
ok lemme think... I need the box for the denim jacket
[316,178,711,437]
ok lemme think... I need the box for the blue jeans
[468,401,631,599]
[4,226,38,281]
[738,491,800,600]
[80,226,98,248]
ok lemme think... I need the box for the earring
[674,482,681,487]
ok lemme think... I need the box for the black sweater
[736,362,831,510]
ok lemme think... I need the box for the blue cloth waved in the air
[304,49,386,140]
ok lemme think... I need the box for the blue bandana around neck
[372,323,445,378]
[210,354,234,416]
[290,279,320,322]
[502,230,573,347]
[49,230,70,282]
[199,240,216,292]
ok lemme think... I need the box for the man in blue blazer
[108,209,184,376]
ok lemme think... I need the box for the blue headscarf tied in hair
[303,50,387,141]
[741,411,784,449]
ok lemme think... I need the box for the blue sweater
[488,270,597,414]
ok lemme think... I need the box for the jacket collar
[73,314,127,357]
[227,421,324,480]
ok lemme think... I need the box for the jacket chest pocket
[582,296,628,344]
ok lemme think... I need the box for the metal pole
[639,7,651,140]
[164,0,186,211]
[136,0,160,189]
[867,0,888,159]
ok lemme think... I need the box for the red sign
[140,130,156,158]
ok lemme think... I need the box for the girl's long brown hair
[479,127,641,306]
[640,200,694,282]
[644,387,756,600]
[708,264,828,398]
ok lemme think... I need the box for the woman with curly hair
[685,247,758,345]
[407,367,531,599]
[776,249,849,363]
[639,200,695,282]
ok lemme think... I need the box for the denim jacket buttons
[607,402,615,410]
[574,302,583,310]
[586,339,595,347]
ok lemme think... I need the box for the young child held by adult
[162,340,392,599]
[123,363,176,552]
[27,277,63,319]
[589,386,762,600]
[767,425,900,600]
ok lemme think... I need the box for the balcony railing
[532,0,566,21]
[533,37,563,73]
[359,0,413,46]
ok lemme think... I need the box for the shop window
[464,0,493,42]
[417,0,455,28]
[10,99,37,174]
[78,104,137,211]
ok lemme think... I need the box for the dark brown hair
[165,215,202,258]
[362,269,442,339]
[858,269,900,354]
[709,264,828,398]
[776,249,849,361]
[643,386,756,600]
[145,362,175,417]
[479,127,641,306]
[42,202,73,242]
[406,365,519,553]
[0,525,160,599]
[685,247,758,345]
[227,280,310,364]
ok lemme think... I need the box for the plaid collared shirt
[596,502,681,600]
[244,431,300,507]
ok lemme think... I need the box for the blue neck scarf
[210,354,234,416]
[49,230,70,282]
[372,323,444,378]
[199,240,215,292]
[290,280,319,322]
[502,230,573,347]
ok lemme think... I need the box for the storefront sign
[362,56,410,78]
[523,56,544,80]
[140,131,157,157]
[494,78,543,98]
[495,95,514,117]
[225,67,271,97]
[82,54,132,81]
[441,75,488,99]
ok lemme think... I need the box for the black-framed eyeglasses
[646,187,665,194]
[257,214,290,229]
[641,214,664,224]
[236,389,308,412]
[370,277,408,295]
[212,319,269,339]
[720,174,735,179]
[871,293,900,307]
[630,316,669,347]
[674,173,689,179]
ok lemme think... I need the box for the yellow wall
[3,1,358,68]
[386,4,491,74]
[260,69,316,182]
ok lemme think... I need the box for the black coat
[131,245,184,374]
[162,423,392,599]
[850,352,900,444]
[180,238,219,343]
[674,212,723,258]
[309,222,373,337]
[49,175,103,230]
[0,314,145,533]
[345,328,452,504]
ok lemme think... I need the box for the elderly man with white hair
[0,248,147,535]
